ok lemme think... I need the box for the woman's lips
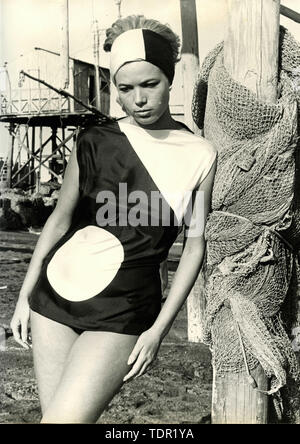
[134,110,152,117]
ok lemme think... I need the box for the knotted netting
[192,27,300,397]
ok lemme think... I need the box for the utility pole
[115,0,122,19]
[60,0,69,89]
[93,19,101,110]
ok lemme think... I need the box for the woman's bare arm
[18,142,80,301]
[11,141,81,348]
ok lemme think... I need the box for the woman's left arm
[124,157,217,381]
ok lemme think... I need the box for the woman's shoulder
[77,118,120,142]
[195,135,217,160]
[174,124,217,158]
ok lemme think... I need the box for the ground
[0,230,213,424]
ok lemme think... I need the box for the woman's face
[115,61,171,127]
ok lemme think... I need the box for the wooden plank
[280,4,300,23]
[211,0,280,424]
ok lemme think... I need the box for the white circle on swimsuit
[46,225,124,302]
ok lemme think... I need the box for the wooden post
[51,127,57,181]
[224,0,280,103]
[36,126,42,193]
[62,127,66,179]
[114,0,122,19]
[93,20,101,111]
[180,0,206,343]
[60,0,69,89]
[6,124,15,188]
[211,0,280,424]
[180,0,200,133]
[31,126,35,189]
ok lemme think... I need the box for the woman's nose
[134,88,147,107]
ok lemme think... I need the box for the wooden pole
[62,127,66,178]
[93,21,101,111]
[24,127,30,186]
[180,0,200,133]
[114,0,122,19]
[60,0,69,89]
[224,0,280,103]
[36,127,42,193]
[6,124,15,188]
[211,0,280,424]
[51,127,57,181]
[280,4,300,24]
[31,126,35,189]
[180,0,206,343]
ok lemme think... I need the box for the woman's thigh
[30,310,79,413]
[41,330,138,424]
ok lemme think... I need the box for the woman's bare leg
[41,331,138,423]
[30,310,79,414]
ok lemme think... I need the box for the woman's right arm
[10,140,81,348]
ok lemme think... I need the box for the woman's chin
[134,115,157,126]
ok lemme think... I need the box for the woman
[10,15,216,423]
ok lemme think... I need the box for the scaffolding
[0,48,111,192]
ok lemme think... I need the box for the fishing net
[192,26,300,399]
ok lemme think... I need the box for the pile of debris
[0,181,60,230]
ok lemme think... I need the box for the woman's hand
[10,296,32,350]
[123,328,163,382]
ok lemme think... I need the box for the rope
[213,210,294,251]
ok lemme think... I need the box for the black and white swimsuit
[29,120,216,335]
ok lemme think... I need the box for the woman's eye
[146,83,158,88]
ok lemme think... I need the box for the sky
[0,0,299,158]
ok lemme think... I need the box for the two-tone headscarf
[110,28,175,84]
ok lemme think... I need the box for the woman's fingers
[21,318,28,343]
[124,351,155,381]
[10,319,30,350]
[10,298,31,350]
[127,338,143,366]
[123,352,147,382]
[136,361,149,378]
[21,318,31,348]
[124,330,160,382]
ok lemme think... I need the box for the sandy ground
[0,230,213,424]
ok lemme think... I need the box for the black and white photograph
[0,0,299,426]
